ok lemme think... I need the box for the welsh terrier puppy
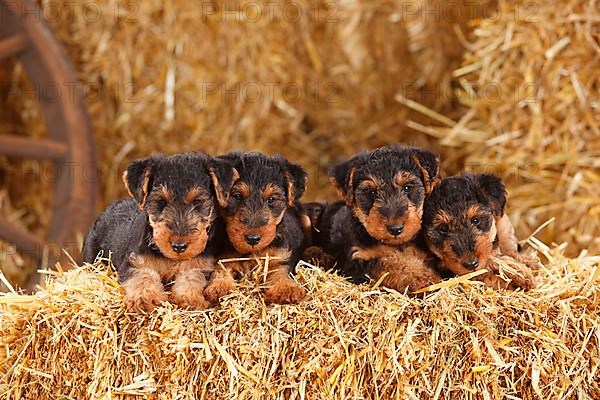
[82,152,237,311]
[204,152,308,305]
[422,174,536,290]
[319,145,443,293]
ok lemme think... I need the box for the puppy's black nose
[386,224,404,236]
[463,259,479,269]
[245,234,261,246]
[171,242,188,253]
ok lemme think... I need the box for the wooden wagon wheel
[0,0,97,290]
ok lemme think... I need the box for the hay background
[0,242,599,399]
[0,1,599,282]
[0,2,599,398]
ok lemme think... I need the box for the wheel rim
[0,0,97,291]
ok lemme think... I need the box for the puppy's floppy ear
[329,157,359,206]
[123,153,163,208]
[410,148,440,195]
[209,155,240,208]
[474,174,507,216]
[280,158,308,206]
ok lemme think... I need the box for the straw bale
[0,240,598,399]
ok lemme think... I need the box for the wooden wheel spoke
[0,33,27,60]
[0,217,46,261]
[0,134,68,160]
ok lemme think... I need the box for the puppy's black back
[82,199,149,280]
[326,204,376,282]
[313,200,345,248]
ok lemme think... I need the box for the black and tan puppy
[322,145,443,292]
[422,174,535,290]
[204,152,308,305]
[82,152,237,311]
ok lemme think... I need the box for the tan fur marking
[122,268,168,312]
[206,247,305,304]
[171,268,210,309]
[263,183,285,201]
[209,167,240,208]
[263,247,305,304]
[128,253,215,281]
[345,167,356,206]
[284,172,296,206]
[299,213,313,244]
[352,244,441,292]
[149,218,210,260]
[434,210,452,226]
[123,168,153,208]
[393,171,416,187]
[411,153,439,195]
[129,252,177,280]
[495,214,519,257]
[158,185,174,202]
[204,262,237,304]
[233,182,251,198]
[474,229,495,269]
[122,170,133,198]
[126,254,215,309]
[466,205,483,221]
[224,206,284,254]
[184,186,210,204]
[429,177,442,193]
[140,169,152,207]
[354,202,422,246]
[434,219,498,276]
[475,254,536,290]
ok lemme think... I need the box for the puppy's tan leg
[204,264,237,303]
[263,248,306,304]
[495,214,520,258]
[496,255,536,290]
[264,263,306,304]
[171,257,213,310]
[122,268,168,312]
[353,245,442,293]
[479,255,536,290]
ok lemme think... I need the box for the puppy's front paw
[517,251,542,271]
[124,288,168,313]
[171,290,210,310]
[407,270,442,293]
[204,279,236,303]
[127,252,145,267]
[495,255,536,290]
[264,280,306,304]
[508,265,536,291]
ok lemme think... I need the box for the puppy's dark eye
[157,199,168,212]
[403,185,412,193]
[267,197,276,207]
[231,191,243,201]
[438,224,449,235]
[471,217,480,226]
[367,190,377,198]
